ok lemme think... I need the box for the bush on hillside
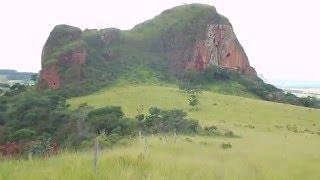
[137,107,200,134]
[87,106,136,136]
[201,125,238,137]
[221,142,232,149]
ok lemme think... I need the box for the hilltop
[39,5,255,90]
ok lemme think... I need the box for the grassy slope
[68,85,319,126]
[1,85,320,179]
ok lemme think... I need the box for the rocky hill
[39,4,256,92]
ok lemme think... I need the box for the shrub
[87,106,136,136]
[188,91,199,110]
[299,96,318,108]
[244,124,255,129]
[286,124,298,133]
[221,142,232,149]
[224,131,236,137]
[137,107,200,134]
[202,125,221,136]
[27,137,58,157]
[10,129,36,142]
[185,137,193,142]
[201,125,238,138]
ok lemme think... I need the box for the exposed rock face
[40,46,87,89]
[39,25,119,89]
[188,24,256,76]
[40,64,60,89]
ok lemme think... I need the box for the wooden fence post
[28,151,33,161]
[94,137,99,171]
[144,136,148,155]
[164,135,168,144]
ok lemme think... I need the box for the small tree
[187,89,200,111]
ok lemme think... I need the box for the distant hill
[0,69,36,81]
[269,79,320,89]
[0,69,37,86]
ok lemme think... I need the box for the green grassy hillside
[68,85,319,126]
[1,85,320,179]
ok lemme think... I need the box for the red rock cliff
[188,24,256,76]
[39,25,119,89]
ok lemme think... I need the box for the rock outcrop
[39,4,256,90]
[39,26,119,89]
[187,24,256,76]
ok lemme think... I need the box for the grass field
[1,84,320,179]
[68,85,320,126]
[1,131,320,180]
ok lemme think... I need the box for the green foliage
[187,89,200,110]
[181,66,233,87]
[202,125,219,135]
[10,129,36,142]
[4,83,27,96]
[299,96,319,107]
[28,136,55,156]
[82,30,104,47]
[0,104,6,112]
[1,89,71,143]
[201,125,238,137]
[180,65,320,108]
[137,107,200,134]
[43,40,85,67]
[87,106,136,136]
[130,4,220,46]
[179,66,257,98]
[0,113,5,126]
[221,142,232,149]
[116,67,164,86]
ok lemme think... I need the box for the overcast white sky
[0,0,319,83]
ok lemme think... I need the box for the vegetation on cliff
[39,4,236,94]
[37,4,319,109]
